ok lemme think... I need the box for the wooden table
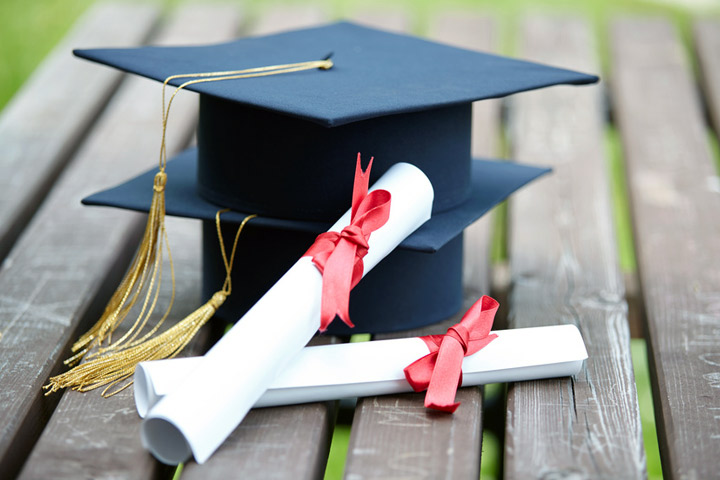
[1,3,719,479]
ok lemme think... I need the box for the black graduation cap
[76,21,598,334]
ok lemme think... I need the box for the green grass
[633,339,663,480]
[0,0,96,111]
[324,424,350,479]
[607,126,638,273]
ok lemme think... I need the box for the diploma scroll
[135,324,587,417]
[141,162,434,465]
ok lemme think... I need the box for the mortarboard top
[74,21,599,333]
[75,21,596,127]
[77,21,597,253]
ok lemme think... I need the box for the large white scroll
[141,162,434,465]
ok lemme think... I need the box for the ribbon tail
[318,240,357,331]
[351,153,373,219]
[403,352,437,392]
[424,336,465,413]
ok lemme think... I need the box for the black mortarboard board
[76,21,598,333]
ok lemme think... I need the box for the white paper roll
[141,162,434,465]
[135,324,587,417]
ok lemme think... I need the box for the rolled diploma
[141,162,434,465]
[135,324,587,417]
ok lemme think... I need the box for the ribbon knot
[445,325,470,355]
[153,172,167,192]
[403,296,499,413]
[304,154,391,331]
[339,224,369,253]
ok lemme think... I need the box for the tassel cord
[51,57,330,395]
[44,212,255,397]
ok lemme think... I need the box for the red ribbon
[304,154,391,332]
[403,296,499,413]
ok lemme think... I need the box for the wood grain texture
[14,8,243,480]
[694,19,720,139]
[16,216,208,480]
[611,18,720,479]
[351,10,412,33]
[0,3,159,265]
[343,13,497,480]
[0,5,241,478]
[250,5,327,36]
[0,5,161,478]
[180,335,338,480]
[505,17,645,478]
[429,12,499,300]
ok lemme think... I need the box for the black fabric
[82,148,550,253]
[203,221,463,334]
[197,99,471,220]
[74,22,598,127]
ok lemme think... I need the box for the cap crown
[75,21,598,127]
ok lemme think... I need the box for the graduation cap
[48,21,597,394]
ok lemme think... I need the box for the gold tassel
[47,58,331,395]
[66,171,173,366]
[44,212,255,396]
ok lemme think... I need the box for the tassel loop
[153,171,167,191]
[208,291,228,310]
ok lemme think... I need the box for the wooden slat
[180,332,337,480]
[17,218,206,480]
[695,20,720,139]
[505,17,645,478]
[611,18,720,479]
[177,9,343,479]
[343,13,497,480]
[0,4,161,478]
[430,12,500,300]
[0,4,223,478]
[351,11,411,33]
[14,7,242,480]
[250,6,326,36]
[182,397,335,480]
[0,3,159,264]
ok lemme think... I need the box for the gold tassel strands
[66,171,174,366]
[44,212,256,397]
[46,58,332,394]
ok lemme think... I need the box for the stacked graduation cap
[78,21,598,335]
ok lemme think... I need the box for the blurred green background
[2,1,718,479]
[2,0,719,114]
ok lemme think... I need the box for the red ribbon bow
[403,296,499,413]
[304,154,391,332]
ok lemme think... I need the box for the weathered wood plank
[180,329,337,480]
[0,5,231,478]
[431,12,500,300]
[343,13,497,480]
[611,18,720,479]
[0,3,159,264]
[14,7,242,480]
[694,19,720,139]
[351,10,411,33]
[505,17,645,478]
[181,395,335,480]
[177,9,342,479]
[250,6,326,36]
[17,217,207,480]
